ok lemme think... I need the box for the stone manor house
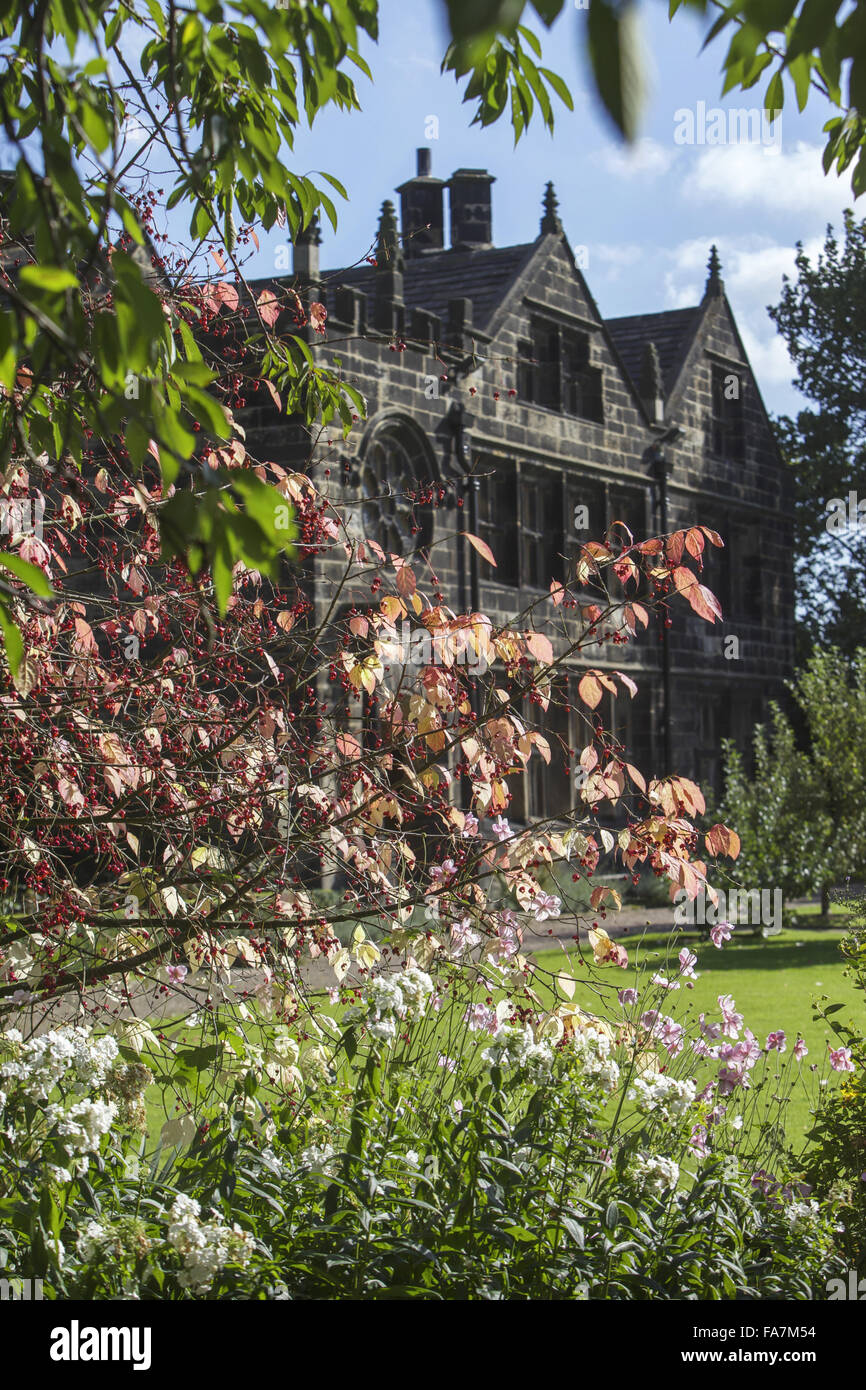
[246,149,794,822]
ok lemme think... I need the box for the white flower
[298,1142,336,1175]
[57,1098,117,1152]
[77,1219,109,1262]
[628,1074,696,1119]
[784,1199,821,1235]
[368,1015,397,1042]
[368,976,405,1018]
[165,1194,251,1294]
[631,1152,679,1194]
[392,966,433,1013]
[481,1023,554,1081]
[271,1030,299,1062]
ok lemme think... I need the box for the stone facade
[244,150,794,820]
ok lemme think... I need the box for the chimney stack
[396,148,446,257]
[293,214,321,287]
[448,168,495,250]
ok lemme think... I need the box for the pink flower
[462,814,479,838]
[699,1014,722,1041]
[689,1124,709,1156]
[618,987,639,1007]
[640,1010,683,1056]
[463,1002,497,1034]
[166,963,188,985]
[751,1169,777,1196]
[710,919,734,949]
[678,948,699,979]
[828,1044,855,1073]
[529,891,561,923]
[651,973,680,991]
[429,858,457,886]
[793,1038,809,1061]
[741,1029,762,1064]
[718,994,743,1039]
[718,1064,751,1097]
[719,1031,760,1069]
[493,908,522,960]
[765,1030,787,1053]
[450,916,480,955]
[438,1054,457,1072]
[491,816,512,842]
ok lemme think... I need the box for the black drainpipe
[653,448,673,776]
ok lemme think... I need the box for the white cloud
[683,140,851,219]
[589,242,644,282]
[657,234,833,401]
[596,137,676,178]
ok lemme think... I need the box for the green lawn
[535,921,863,1151]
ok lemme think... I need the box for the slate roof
[606,307,702,394]
[320,242,536,332]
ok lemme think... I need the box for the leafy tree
[719,648,866,912]
[770,211,866,660]
[445,2,866,194]
[1,0,866,670]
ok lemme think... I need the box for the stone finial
[374,199,404,333]
[376,200,404,273]
[540,181,562,235]
[639,340,664,424]
[704,244,724,299]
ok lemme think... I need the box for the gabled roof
[320,242,536,331]
[606,307,702,394]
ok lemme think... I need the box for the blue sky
[235,0,856,420]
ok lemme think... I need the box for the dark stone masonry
[246,149,794,820]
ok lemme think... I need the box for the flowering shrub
[804,893,866,1271]
[0,927,851,1300]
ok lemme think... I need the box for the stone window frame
[355,413,439,560]
[475,453,566,593]
[708,357,746,464]
[516,308,604,423]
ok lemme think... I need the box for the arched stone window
[359,420,435,556]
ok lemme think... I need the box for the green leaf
[19,266,78,294]
[0,553,52,597]
[0,601,23,676]
[539,66,574,111]
[586,0,646,142]
[764,68,784,116]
